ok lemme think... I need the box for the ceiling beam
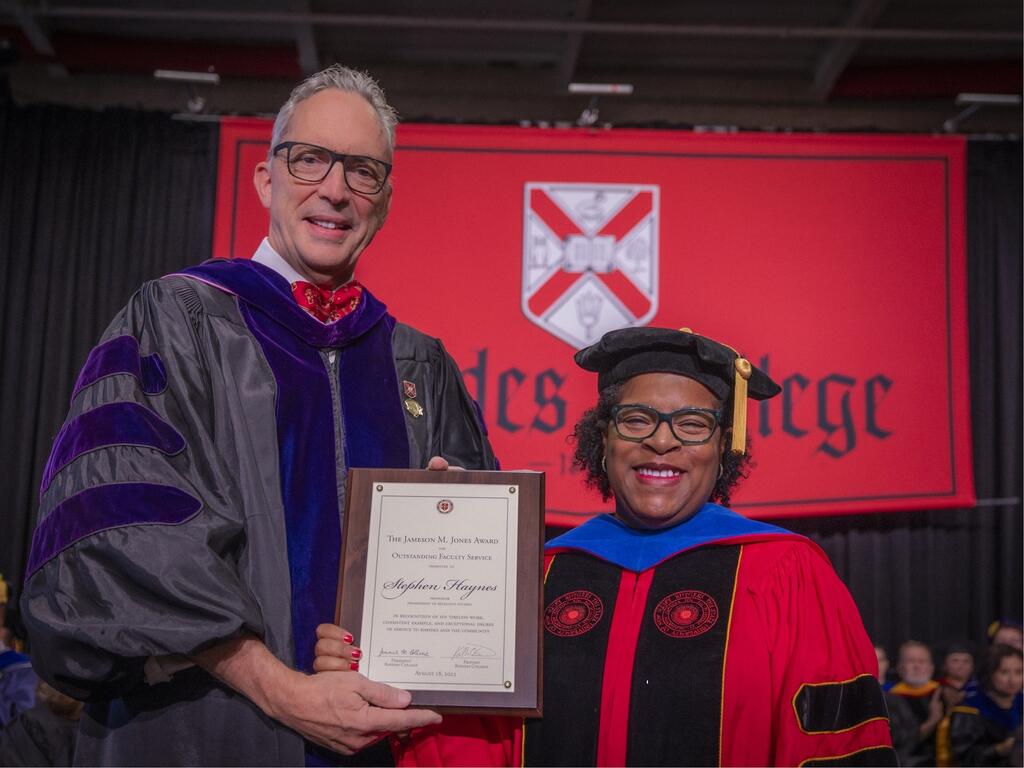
[557,0,591,89]
[2,0,68,75]
[20,7,1023,43]
[289,0,319,76]
[2,2,55,55]
[383,48,560,65]
[810,0,890,102]
[10,65,1022,134]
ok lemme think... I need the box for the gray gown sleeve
[21,278,265,702]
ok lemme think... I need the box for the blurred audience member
[886,694,922,765]
[0,591,37,729]
[940,642,978,708]
[990,621,1024,652]
[0,574,7,639]
[0,681,82,766]
[876,645,891,685]
[874,642,923,765]
[942,645,1023,767]
[888,640,944,766]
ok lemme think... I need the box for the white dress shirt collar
[251,238,307,286]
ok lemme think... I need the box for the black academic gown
[21,259,495,766]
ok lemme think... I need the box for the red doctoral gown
[393,505,895,767]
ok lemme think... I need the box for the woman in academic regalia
[316,327,897,767]
[943,644,1023,767]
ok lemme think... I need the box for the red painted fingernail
[350,662,359,671]
[342,633,353,644]
[351,648,362,660]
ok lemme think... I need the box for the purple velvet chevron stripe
[72,335,167,400]
[40,402,186,493]
[26,483,202,577]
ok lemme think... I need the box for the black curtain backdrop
[0,93,218,605]
[0,93,1019,663]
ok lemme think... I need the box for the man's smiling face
[254,88,392,286]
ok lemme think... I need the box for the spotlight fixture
[943,92,1022,132]
[954,93,1021,106]
[154,69,220,115]
[568,83,634,95]
[154,69,221,85]
[568,83,634,128]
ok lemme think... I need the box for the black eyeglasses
[272,141,392,194]
[610,404,722,445]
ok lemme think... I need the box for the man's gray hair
[269,64,399,158]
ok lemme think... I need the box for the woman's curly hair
[570,382,754,508]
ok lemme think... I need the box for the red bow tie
[291,280,364,323]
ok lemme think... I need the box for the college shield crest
[522,182,659,348]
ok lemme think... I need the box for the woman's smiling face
[604,372,725,530]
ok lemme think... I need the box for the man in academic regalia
[887,641,944,766]
[21,64,494,766]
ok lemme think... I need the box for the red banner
[215,118,974,524]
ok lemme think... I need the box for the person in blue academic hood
[944,644,1023,767]
[0,641,37,731]
[318,326,897,767]
[0,577,37,731]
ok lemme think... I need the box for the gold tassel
[731,357,752,454]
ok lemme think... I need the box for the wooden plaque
[337,468,544,716]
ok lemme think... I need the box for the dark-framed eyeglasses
[610,404,722,445]
[272,141,392,194]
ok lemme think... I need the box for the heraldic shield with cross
[522,182,660,349]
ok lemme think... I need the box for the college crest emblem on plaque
[522,182,659,348]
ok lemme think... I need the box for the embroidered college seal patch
[544,590,604,637]
[653,590,719,638]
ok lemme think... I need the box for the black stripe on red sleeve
[792,673,888,734]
